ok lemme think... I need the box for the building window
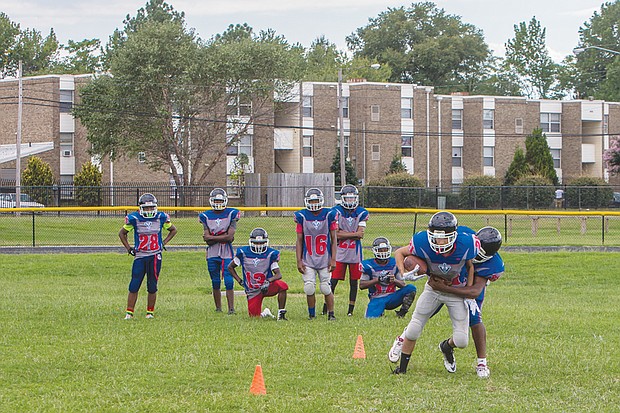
[138,152,146,163]
[371,105,380,122]
[371,144,380,160]
[452,146,462,167]
[226,134,253,156]
[302,136,313,157]
[227,95,251,116]
[302,96,313,118]
[483,109,494,130]
[401,136,413,157]
[550,149,561,168]
[59,90,73,113]
[401,98,413,119]
[452,109,463,130]
[60,132,74,156]
[604,114,609,134]
[341,97,349,118]
[483,146,494,167]
[515,117,524,134]
[540,113,560,133]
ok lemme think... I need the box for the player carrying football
[119,193,177,320]
[228,228,289,320]
[389,211,479,374]
[199,188,240,314]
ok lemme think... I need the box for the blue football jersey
[199,207,240,259]
[124,211,171,258]
[332,205,369,264]
[409,228,479,286]
[360,257,401,299]
[294,208,338,269]
[235,246,281,299]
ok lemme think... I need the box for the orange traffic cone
[353,335,366,359]
[249,364,267,395]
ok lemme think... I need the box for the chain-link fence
[2,208,620,248]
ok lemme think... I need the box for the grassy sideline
[0,251,618,412]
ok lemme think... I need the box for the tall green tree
[525,128,558,185]
[74,161,103,206]
[330,151,358,187]
[346,2,490,92]
[75,1,303,188]
[0,13,20,78]
[504,17,561,99]
[54,39,102,74]
[303,36,346,81]
[504,147,529,185]
[574,2,620,101]
[21,156,54,204]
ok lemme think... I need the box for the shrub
[564,177,613,209]
[21,156,54,205]
[508,175,554,209]
[364,173,426,208]
[74,162,103,206]
[459,175,502,209]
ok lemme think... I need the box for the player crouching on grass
[359,237,417,318]
[228,228,289,320]
[119,193,177,320]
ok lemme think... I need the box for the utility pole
[338,68,346,187]
[16,61,23,208]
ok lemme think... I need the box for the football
[404,255,427,274]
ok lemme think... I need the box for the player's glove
[378,274,391,284]
[260,281,270,294]
[128,247,136,256]
[402,267,426,282]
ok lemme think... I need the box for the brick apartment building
[1,74,619,198]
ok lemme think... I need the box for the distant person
[199,188,240,314]
[119,193,177,320]
[228,228,288,320]
[360,237,417,318]
[295,188,338,320]
[554,188,564,208]
[323,184,369,317]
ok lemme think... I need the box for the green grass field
[0,251,618,412]
[3,212,620,247]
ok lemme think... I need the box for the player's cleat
[328,314,336,321]
[392,366,406,375]
[476,363,490,378]
[347,312,353,317]
[277,310,288,321]
[439,340,456,373]
[388,335,404,362]
[308,315,316,320]
[215,308,223,313]
[124,313,134,320]
[145,313,154,319]
[260,308,274,318]
[394,308,408,318]
[227,309,236,315]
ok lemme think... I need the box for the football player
[119,193,177,319]
[295,188,339,320]
[389,211,479,374]
[199,188,240,314]
[228,228,289,320]
[360,237,416,318]
[323,184,369,317]
[427,226,504,378]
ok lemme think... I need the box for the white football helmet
[372,237,392,260]
[304,188,324,211]
[138,193,158,219]
[249,227,269,254]
[209,188,228,210]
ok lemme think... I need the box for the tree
[74,1,303,191]
[21,156,54,204]
[74,161,103,206]
[504,147,529,185]
[503,17,561,99]
[603,135,620,175]
[574,2,620,101]
[330,151,358,187]
[0,13,60,78]
[388,153,407,174]
[525,128,558,185]
[303,36,346,81]
[54,39,102,74]
[346,2,490,92]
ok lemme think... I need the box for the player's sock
[147,306,154,314]
[477,357,487,366]
[126,308,134,316]
[321,303,327,315]
[308,307,316,318]
[348,304,355,315]
[399,352,411,373]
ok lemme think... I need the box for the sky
[0,0,607,62]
